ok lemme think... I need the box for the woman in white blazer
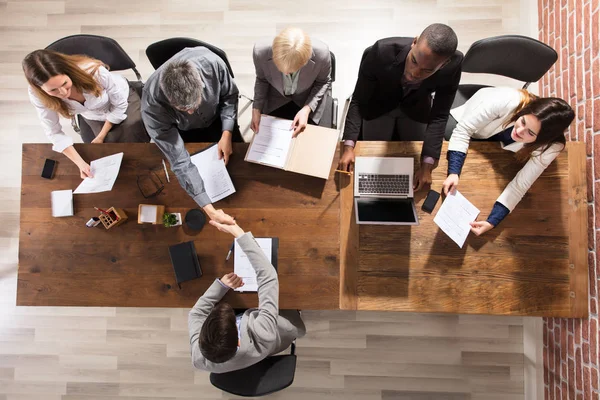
[442,87,574,236]
[23,50,148,178]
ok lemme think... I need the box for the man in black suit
[339,24,463,191]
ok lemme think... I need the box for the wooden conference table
[17,142,588,317]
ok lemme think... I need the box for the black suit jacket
[343,37,463,161]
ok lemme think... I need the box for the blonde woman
[442,87,575,235]
[251,27,332,136]
[23,49,148,178]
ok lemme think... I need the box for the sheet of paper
[51,189,73,217]
[234,238,272,292]
[433,190,480,248]
[73,152,124,194]
[246,116,294,168]
[189,145,236,203]
[139,205,157,223]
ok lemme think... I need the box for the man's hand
[338,145,356,172]
[251,109,261,133]
[414,162,434,192]
[220,272,244,289]
[442,174,460,195]
[470,220,494,236]
[291,105,311,137]
[78,162,93,179]
[203,204,235,225]
[217,131,233,165]
[209,220,245,238]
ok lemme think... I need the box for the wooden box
[138,204,165,224]
[99,207,128,230]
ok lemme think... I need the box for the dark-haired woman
[442,87,575,236]
[23,49,148,178]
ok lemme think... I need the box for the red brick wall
[538,0,600,399]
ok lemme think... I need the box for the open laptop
[354,157,419,225]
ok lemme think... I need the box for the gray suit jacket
[252,38,332,124]
[188,232,306,373]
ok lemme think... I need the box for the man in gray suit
[188,220,306,373]
[251,27,332,136]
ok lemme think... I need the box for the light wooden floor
[1,0,537,399]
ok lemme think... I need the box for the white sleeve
[96,66,128,124]
[28,88,73,153]
[496,143,563,211]
[448,88,519,154]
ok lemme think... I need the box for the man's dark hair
[199,302,238,363]
[418,23,458,58]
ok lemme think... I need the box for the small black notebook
[168,241,202,288]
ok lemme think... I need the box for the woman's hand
[470,220,494,236]
[78,162,93,179]
[442,174,460,195]
[91,135,106,144]
[251,109,261,133]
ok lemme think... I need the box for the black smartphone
[41,159,57,179]
[422,189,440,213]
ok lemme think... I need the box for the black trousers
[178,117,243,143]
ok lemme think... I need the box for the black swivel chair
[209,342,297,397]
[46,34,143,139]
[445,35,558,139]
[145,37,234,77]
[318,51,338,129]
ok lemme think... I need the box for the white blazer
[449,87,564,212]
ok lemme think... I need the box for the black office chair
[319,51,338,129]
[46,34,143,139]
[445,35,558,139]
[145,37,234,78]
[209,342,297,397]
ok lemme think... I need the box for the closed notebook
[168,241,202,287]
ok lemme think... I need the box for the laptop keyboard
[358,174,410,195]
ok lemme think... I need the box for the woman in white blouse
[442,87,574,236]
[22,49,148,178]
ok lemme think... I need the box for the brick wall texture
[538,0,600,399]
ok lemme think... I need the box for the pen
[335,169,352,175]
[162,159,170,183]
[225,241,235,261]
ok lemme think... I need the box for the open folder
[234,237,279,292]
[244,115,339,179]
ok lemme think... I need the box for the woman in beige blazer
[251,27,332,136]
[442,87,574,236]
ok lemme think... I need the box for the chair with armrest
[318,50,338,129]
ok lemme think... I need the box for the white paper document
[51,189,73,217]
[246,116,294,168]
[73,152,124,194]
[234,238,273,292]
[189,145,236,203]
[434,190,480,248]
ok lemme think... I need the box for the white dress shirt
[28,65,129,152]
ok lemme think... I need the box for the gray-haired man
[142,47,241,224]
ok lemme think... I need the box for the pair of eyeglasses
[136,171,164,198]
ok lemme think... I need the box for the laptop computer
[354,157,419,226]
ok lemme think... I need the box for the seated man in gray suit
[142,47,240,225]
[188,220,306,373]
[251,27,332,136]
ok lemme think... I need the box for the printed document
[246,116,294,168]
[74,152,124,194]
[190,145,236,203]
[234,238,273,292]
[434,190,480,248]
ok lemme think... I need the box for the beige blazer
[252,37,332,124]
[449,86,564,212]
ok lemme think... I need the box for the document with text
[190,144,236,203]
[434,190,480,248]
[74,152,123,194]
[234,238,273,292]
[245,116,294,168]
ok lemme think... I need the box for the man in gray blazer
[188,220,306,373]
[251,27,332,136]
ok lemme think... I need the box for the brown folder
[244,115,339,179]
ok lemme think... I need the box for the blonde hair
[272,27,312,74]
[23,49,105,118]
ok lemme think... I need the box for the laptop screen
[356,198,418,225]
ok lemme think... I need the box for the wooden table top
[18,143,340,309]
[18,141,588,316]
[339,141,588,317]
